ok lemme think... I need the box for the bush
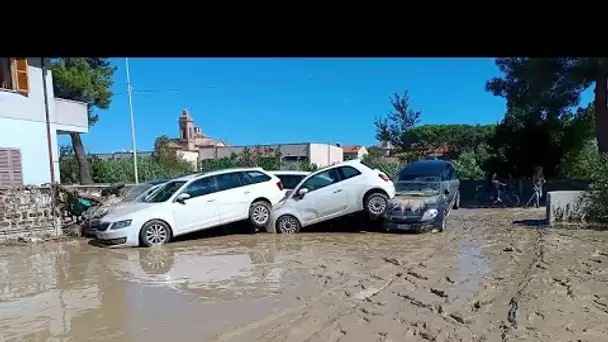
[581,151,608,222]
[452,149,486,180]
[200,152,317,172]
[60,156,194,184]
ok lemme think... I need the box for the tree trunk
[69,132,93,184]
[594,72,608,156]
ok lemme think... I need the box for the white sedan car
[268,160,396,234]
[94,167,285,248]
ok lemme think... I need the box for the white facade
[343,146,369,161]
[0,58,88,185]
[199,142,344,168]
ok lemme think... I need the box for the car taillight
[276,181,284,190]
[379,173,390,182]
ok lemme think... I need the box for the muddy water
[0,231,479,342]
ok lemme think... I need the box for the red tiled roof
[342,145,362,153]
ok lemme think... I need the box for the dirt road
[0,208,607,342]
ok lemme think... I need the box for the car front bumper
[94,224,139,248]
[384,216,441,232]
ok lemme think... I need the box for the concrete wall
[198,143,344,168]
[546,190,587,224]
[200,144,308,160]
[309,143,343,168]
[177,150,198,169]
[54,98,88,133]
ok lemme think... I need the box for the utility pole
[41,57,55,184]
[125,57,139,184]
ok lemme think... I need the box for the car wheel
[453,191,460,210]
[139,220,172,247]
[249,200,272,229]
[276,215,301,234]
[364,192,389,217]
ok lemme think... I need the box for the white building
[342,145,368,161]
[199,142,344,168]
[0,58,88,185]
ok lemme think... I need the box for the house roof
[342,145,363,153]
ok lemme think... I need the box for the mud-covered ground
[0,208,607,342]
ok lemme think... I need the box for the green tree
[402,124,495,159]
[152,135,193,171]
[365,146,383,162]
[486,58,608,154]
[373,90,421,153]
[52,58,117,184]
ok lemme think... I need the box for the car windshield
[124,183,156,202]
[398,173,440,182]
[276,174,306,190]
[395,181,440,196]
[145,181,187,203]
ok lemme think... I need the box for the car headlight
[421,208,438,221]
[110,219,132,230]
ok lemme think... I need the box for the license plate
[397,224,408,229]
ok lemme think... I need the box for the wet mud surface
[1,208,607,341]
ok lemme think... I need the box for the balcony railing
[54,98,88,133]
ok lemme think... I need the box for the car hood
[388,194,441,215]
[102,202,158,221]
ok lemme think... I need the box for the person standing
[525,166,545,208]
[490,172,506,205]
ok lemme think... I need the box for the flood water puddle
[0,233,416,341]
[449,240,493,304]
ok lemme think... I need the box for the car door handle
[333,189,343,193]
[207,199,216,202]
[244,191,251,194]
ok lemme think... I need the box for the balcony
[54,98,88,134]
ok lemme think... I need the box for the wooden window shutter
[9,149,23,185]
[0,148,23,186]
[0,149,11,185]
[13,58,29,94]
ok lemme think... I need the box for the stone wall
[0,186,60,240]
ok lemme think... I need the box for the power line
[112,69,434,96]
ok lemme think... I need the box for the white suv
[94,168,285,248]
[268,160,396,234]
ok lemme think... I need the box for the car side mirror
[296,188,309,199]
[176,193,191,204]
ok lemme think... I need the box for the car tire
[139,220,172,247]
[364,192,389,218]
[249,200,272,229]
[453,191,460,210]
[276,215,301,234]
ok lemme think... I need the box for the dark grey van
[384,160,460,233]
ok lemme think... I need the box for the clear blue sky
[60,58,519,153]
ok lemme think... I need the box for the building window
[0,148,23,186]
[0,57,29,94]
